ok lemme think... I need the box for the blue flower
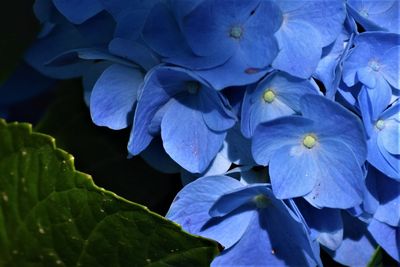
[252,94,367,208]
[347,0,400,34]
[342,32,399,119]
[166,175,321,266]
[360,98,400,180]
[142,0,282,88]
[271,0,346,78]
[241,71,319,138]
[128,66,236,173]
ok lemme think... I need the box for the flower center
[253,194,270,209]
[230,26,243,39]
[369,60,380,72]
[303,134,317,149]
[186,81,200,94]
[360,9,369,17]
[375,119,385,130]
[263,89,276,103]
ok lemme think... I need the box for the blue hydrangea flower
[342,32,400,119]
[142,0,282,89]
[272,0,346,78]
[128,66,236,173]
[347,0,400,34]
[241,72,319,138]
[26,1,115,79]
[166,175,321,266]
[360,98,400,180]
[252,94,367,208]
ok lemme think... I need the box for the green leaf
[0,119,220,266]
[35,81,181,214]
[367,246,383,267]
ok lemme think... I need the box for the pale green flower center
[230,26,243,39]
[303,135,317,149]
[187,81,200,94]
[253,194,270,209]
[375,119,385,130]
[263,89,276,103]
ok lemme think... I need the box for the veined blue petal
[368,219,400,262]
[161,96,225,173]
[199,88,237,132]
[329,212,378,266]
[303,139,364,209]
[128,66,185,155]
[380,119,400,155]
[273,20,322,78]
[166,175,249,249]
[212,198,320,266]
[277,0,346,46]
[295,198,343,250]
[381,45,400,89]
[90,64,142,130]
[269,144,318,199]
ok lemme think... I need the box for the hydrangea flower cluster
[19,0,399,265]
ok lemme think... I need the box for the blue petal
[223,125,255,166]
[108,38,160,71]
[90,64,142,130]
[194,49,269,89]
[381,45,400,89]
[302,139,364,209]
[300,94,367,165]
[199,88,237,132]
[252,116,314,166]
[53,0,103,24]
[142,3,188,58]
[161,96,226,173]
[269,144,319,199]
[82,61,112,105]
[276,0,346,46]
[128,66,188,155]
[273,20,322,78]
[368,219,400,262]
[359,81,392,122]
[166,175,249,249]
[367,131,399,180]
[374,174,400,227]
[329,212,378,266]
[140,137,180,174]
[212,194,320,266]
[380,119,400,155]
[295,198,343,250]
